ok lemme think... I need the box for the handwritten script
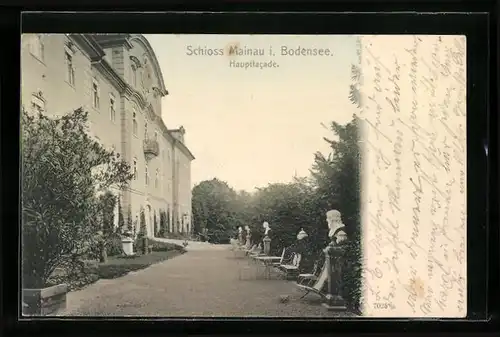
[359,35,467,317]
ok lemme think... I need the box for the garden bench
[276,252,302,280]
[253,248,286,279]
[295,261,328,300]
[297,259,323,283]
[248,245,264,260]
[245,244,259,256]
[271,248,287,267]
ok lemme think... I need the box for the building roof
[75,34,195,161]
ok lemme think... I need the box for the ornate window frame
[28,34,45,63]
[132,108,138,136]
[133,158,138,180]
[109,93,116,122]
[64,46,76,86]
[91,78,100,110]
[30,90,46,113]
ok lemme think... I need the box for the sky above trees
[146,34,358,191]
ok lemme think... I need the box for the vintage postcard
[21,33,466,318]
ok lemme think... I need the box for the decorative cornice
[72,34,193,161]
[130,55,142,68]
[91,34,133,50]
[64,39,78,53]
[152,87,164,97]
[145,104,157,121]
[128,35,168,97]
[125,87,148,109]
[172,138,196,161]
[92,59,128,93]
[69,34,106,61]
[32,90,46,102]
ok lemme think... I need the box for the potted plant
[21,108,133,315]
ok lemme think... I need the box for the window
[92,79,100,109]
[155,169,159,188]
[131,66,137,86]
[109,94,116,122]
[132,110,138,136]
[30,93,45,113]
[145,165,149,186]
[154,131,158,141]
[144,121,148,139]
[29,34,44,61]
[65,51,75,85]
[133,159,137,180]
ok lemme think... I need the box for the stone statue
[262,221,271,238]
[262,222,272,255]
[244,225,252,249]
[297,228,308,240]
[326,210,348,245]
[238,226,244,245]
[323,210,348,311]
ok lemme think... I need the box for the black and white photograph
[20,33,466,318]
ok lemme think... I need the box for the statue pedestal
[263,236,271,255]
[121,237,134,256]
[245,233,252,249]
[322,243,347,311]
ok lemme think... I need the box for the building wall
[175,147,192,233]
[21,33,194,238]
[21,34,92,117]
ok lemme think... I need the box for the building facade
[21,33,194,237]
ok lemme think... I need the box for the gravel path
[58,247,349,317]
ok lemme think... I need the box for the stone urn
[23,283,68,316]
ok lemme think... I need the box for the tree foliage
[117,198,125,232]
[153,211,157,236]
[139,207,147,237]
[191,178,242,243]
[22,108,134,288]
[191,116,361,310]
[99,191,116,237]
[126,205,133,233]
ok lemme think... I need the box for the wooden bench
[297,259,323,283]
[276,252,302,280]
[296,261,328,300]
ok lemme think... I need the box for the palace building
[21,33,194,238]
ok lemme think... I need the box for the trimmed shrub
[22,108,133,288]
[118,199,125,232]
[106,232,124,257]
[149,239,185,252]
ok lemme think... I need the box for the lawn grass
[47,240,186,290]
[98,249,186,279]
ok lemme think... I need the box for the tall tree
[191,178,240,243]
[117,197,125,233]
[310,116,361,312]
